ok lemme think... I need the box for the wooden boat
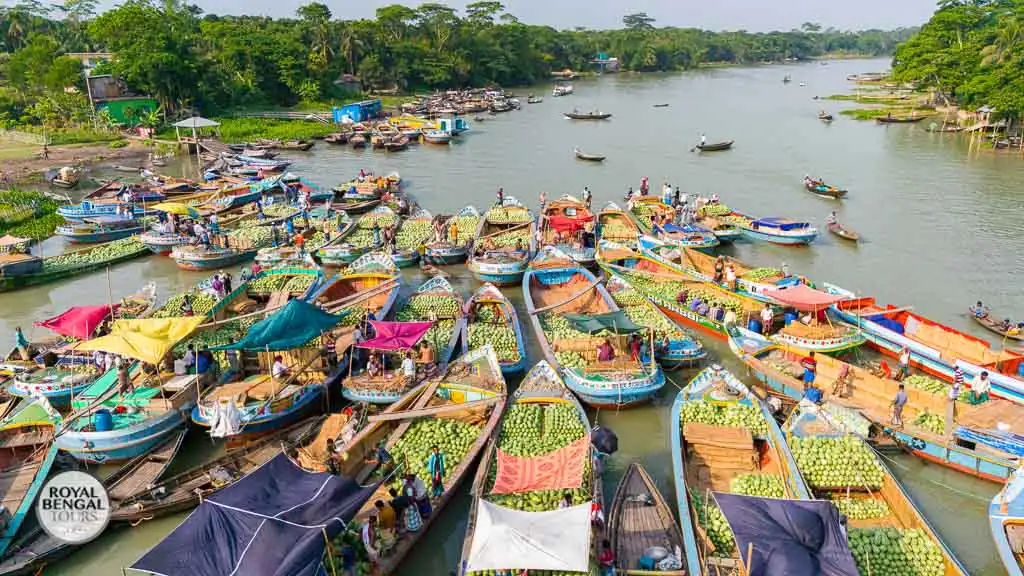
[422,130,452,144]
[108,417,323,523]
[392,277,465,364]
[463,283,527,374]
[390,208,433,268]
[574,147,606,162]
[728,325,1024,484]
[552,84,574,97]
[317,206,396,266]
[57,199,157,222]
[8,366,97,410]
[468,197,534,285]
[527,96,544,103]
[828,221,860,242]
[350,134,368,149]
[827,284,1024,404]
[0,398,61,559]
[0,238,150,294]
[595,201,641,251]
[991,468,1024,574]
[597,243,764,342]
[49,167,81,189]
[170,244,257,271]
[819,113,834,122]
[309,253,401,323]
[539,194,596,267]
[740,216,818,245]
[278,139,315,151]
[654,103,670,107]
[876,115,928,124]
[609,462,686,575]
[383,135,410,151]
[55,216,146,244]
[670,365,809,576]
[0,430,184,576]
[785,402,967,575]
[523,246,665,407]
[347,346,507,575]
[804,179,848,199]
[693,204,744,243]
[605,274,706,370]
[970,310,1024,342]
[695,140,734,152]
[138,229,192,255]
[325,132,349,145]
[564,111,611,120]
[336,197,381,215]
[424,205,479,265]
[459,359,602,575]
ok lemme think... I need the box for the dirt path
[0,140,152,185]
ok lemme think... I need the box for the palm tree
[338,23,363,75]
[981,15,1022,66]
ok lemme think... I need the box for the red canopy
[764,284,846,311]
[355,320,433,350]
[36,304,118,339]
[548,214,593,235]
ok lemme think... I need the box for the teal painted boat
[468,198,534,285]
[0,238,150,294]
[0,397,62,559]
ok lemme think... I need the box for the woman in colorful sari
[399,478,423,532]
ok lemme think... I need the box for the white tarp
[466,500,591,572]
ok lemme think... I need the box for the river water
[5,57,1018,574]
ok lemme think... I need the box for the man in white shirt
[760,305,773,336]
[972,370,991,403]
[401,351,416,383]
[182,345,196,373]
[272,355,288,380]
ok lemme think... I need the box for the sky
[90,0,938,31]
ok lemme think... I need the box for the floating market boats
[393,276,466,364]
[523,247,665,407]
[693,204,744,242]
[605,274,706,369]
[991,468,1024,575]
[596,201,641,248]
[785,402,967,575]
[343,345,506,574]
[0,237,150,294]
[761,283,865,354]
[728,325,1024,484]
[316,206,396,266]
[628,196,676,233]
[597,242,764,341]
[468,197,534,285]
[539,195,596,267]
[971,310,1024,342]
[827,284,1024,404]
[55,215,146,244]
[459,359,601,576]
[341,320,448,404]
[57,316,207,463]
[644,223,720,253]
[390,208,433,267]
[463,283,527,374]
[804,178,848,199]
[138,230,192,255]
[424,205,480,265]
[309,253,401,324]
[670,365,809,576]
[48,166,80,189]
[170,243,257,271]
[609,462,686,575]
[422,129,453,144]
[108,417,322,523]
[57,184,164,222]
[0,398,61,559]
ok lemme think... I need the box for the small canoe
[463,283,527,374]
[695,140,733,152]
[828,221,859,242]
[350,134,368,149]
[564,111,612,120]
[970,310,1024,342]
[819,114,834,122]
[805,181,848,199]
[876,115,929,124]
[574,148,606,162]
[653,103,670,108]
[610,462,686,575]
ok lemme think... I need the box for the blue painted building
[332,99,383,124]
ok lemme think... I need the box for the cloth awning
[129,453,377,576]
[764,284,846,311]
[172,116,220,129]
[548,214,593,234]
[752,217,809,231]
[151,202,200,218]
[35,304,118,339]
[75,317,205,365]
[714,493,858,576]
[563,311,645,335]
[212,300,346,352]
[355,320,432,350]
[465,500,591,573]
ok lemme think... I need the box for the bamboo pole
[529,275,603,315]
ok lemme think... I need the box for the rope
[869,444,992,503]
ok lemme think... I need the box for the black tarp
[591,425,619,455]
[713,493,859,576]
[130,453,378,576]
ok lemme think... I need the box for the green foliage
[215,118,334,142]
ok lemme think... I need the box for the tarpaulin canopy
[355,320,432,350]
[563,311,646,335]
[129,453,377,576]
[35,304,118,339]
[752,217,810,231]
[75,317,205,365]
[465,501,591,573]
[764,284,847,311]
[151,202,200,218]
[713,493,859,576]
[548,214,593,235]
[212,300,346,352]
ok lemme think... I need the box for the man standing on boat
[760,304,774,336]
[891,383,907,428]
[896,346,911,381]
[426,445,446,498]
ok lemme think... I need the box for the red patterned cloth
[490,435,589,495]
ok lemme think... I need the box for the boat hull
[391,251,419,268]
[342,387,406,404]
[562,367,666,407]
[0,245,149,294]
[56,410,188,464]
[467,259,527,286]
[8,380,91,410]
[58,227,144,244]
[740,228,818,245]
[424,246,468,265]
[191,385,323,439]
[172,249,257,271]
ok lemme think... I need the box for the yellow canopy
[75,317,205,365]
[151,202,200,218]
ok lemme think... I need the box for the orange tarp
[490,435,589,495]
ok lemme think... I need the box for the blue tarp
[866,315,905,334]
[212,300,347,351]
[130,453,377,576]
[752,218,809,231]
[714,493,859,576]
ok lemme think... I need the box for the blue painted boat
[308,253,401,321]
[7,366,95,409]
[55,215,146,244]
[138,230,191,255]
[727,324,1019,484]
[170,245,258,271]
[670,365,810,576]
[57,201,155,222]
[826,283,1024,405]
[655,223,720,252]
[540,195,597,267]
[190,377,328,440]
[739,216,818,245]
[523,247,665,408]
[424,205,479,265]
[785,402,967,575]
[468,198,534,285]
[210,187,261,211]
[0,397,61,559]
[604,274,706,369]
[233,155,291,169]
[991,468,1024,575]
[463,283,527,374]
